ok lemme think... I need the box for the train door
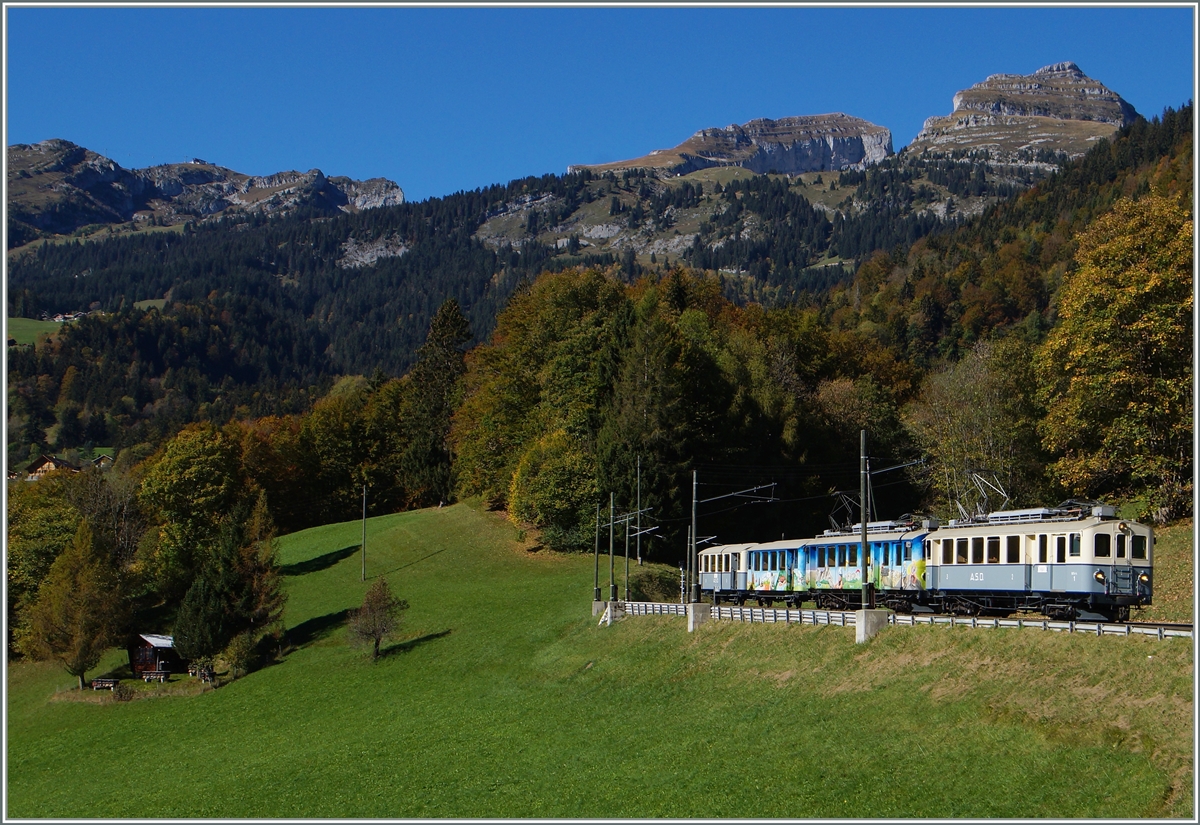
[1105,529,1134,597]
[1050,534,1068,590]
[1031,534,1051,591]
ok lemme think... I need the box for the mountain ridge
[6,139,404,248]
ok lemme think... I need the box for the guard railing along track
[619,602,1192,639]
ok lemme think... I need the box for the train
[697,502,1153,622]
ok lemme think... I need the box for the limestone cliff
[570,113,893,176]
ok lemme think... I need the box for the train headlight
[1139,573,1150,583]
[1094,570,1106,584]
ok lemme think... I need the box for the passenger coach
[697,503,1152,622]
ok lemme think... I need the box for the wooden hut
[127,633,187,677]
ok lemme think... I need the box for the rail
[618,602,1192,638]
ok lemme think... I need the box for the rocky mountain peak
[951,61,1138,126]
[906,62,1139,163]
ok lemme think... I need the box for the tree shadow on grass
[371,546,449,581]
[281,545,359,577]
[378,629,452,659]
[286,609,351,648]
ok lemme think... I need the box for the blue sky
[5,5,1195,202]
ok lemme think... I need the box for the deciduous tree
[18,521,126,689]
[1035,195,1193,521]
[348,577,408,660]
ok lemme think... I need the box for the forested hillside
[6,105,1191,673]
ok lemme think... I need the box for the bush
[628,563,682,602]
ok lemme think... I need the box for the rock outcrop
[906,62,1138,161]
[570,113,893,176]
[6,140,404,248]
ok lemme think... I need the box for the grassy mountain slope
[6,500,1192,818]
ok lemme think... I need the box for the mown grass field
[6,317,64,345]
[6,501,1193,818]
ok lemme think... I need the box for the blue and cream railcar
[699,519,932,609]
[805,520,931,610]
[697,504,1152,621]
[920,505,1152,621]
[697,543,753,596]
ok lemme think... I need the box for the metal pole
[624,517,630,603]
[593,502,601,601]
[609,492,617,601]
[691,469,699,602]
[860,430,870,609]
[361,484,367,582]
[636,455,642,565]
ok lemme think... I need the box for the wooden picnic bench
[91,678,119,690]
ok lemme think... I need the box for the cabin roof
[137,633,174,648]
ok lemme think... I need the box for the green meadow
[6,317,64,345]
[6,500,1193,818]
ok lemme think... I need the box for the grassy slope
[1139,520,1195,624]
[6,501,1193,818]
[6,317,64,345]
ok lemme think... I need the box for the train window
[1132,535,1147,559]
[1116,534,1126,559]
[1039,535,1048,564]
[848,545,857,566]
[1006,536,1020,564]
[943,539,954,564]
[1056,536,1066,564]
[770,551,777,570]
[818,546,826,567]
[1069,534,1081,557]
[971,537,984,564]
[732,554,739,570]
[986,537,1000,564]
[1094,534,1111,558]
[837,547,846,567]
[903,542,912,562]
[956,539,968,564]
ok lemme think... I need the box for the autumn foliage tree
[18,521,127,689]
[903,337,1048,515]
[1035,194,1193,521]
